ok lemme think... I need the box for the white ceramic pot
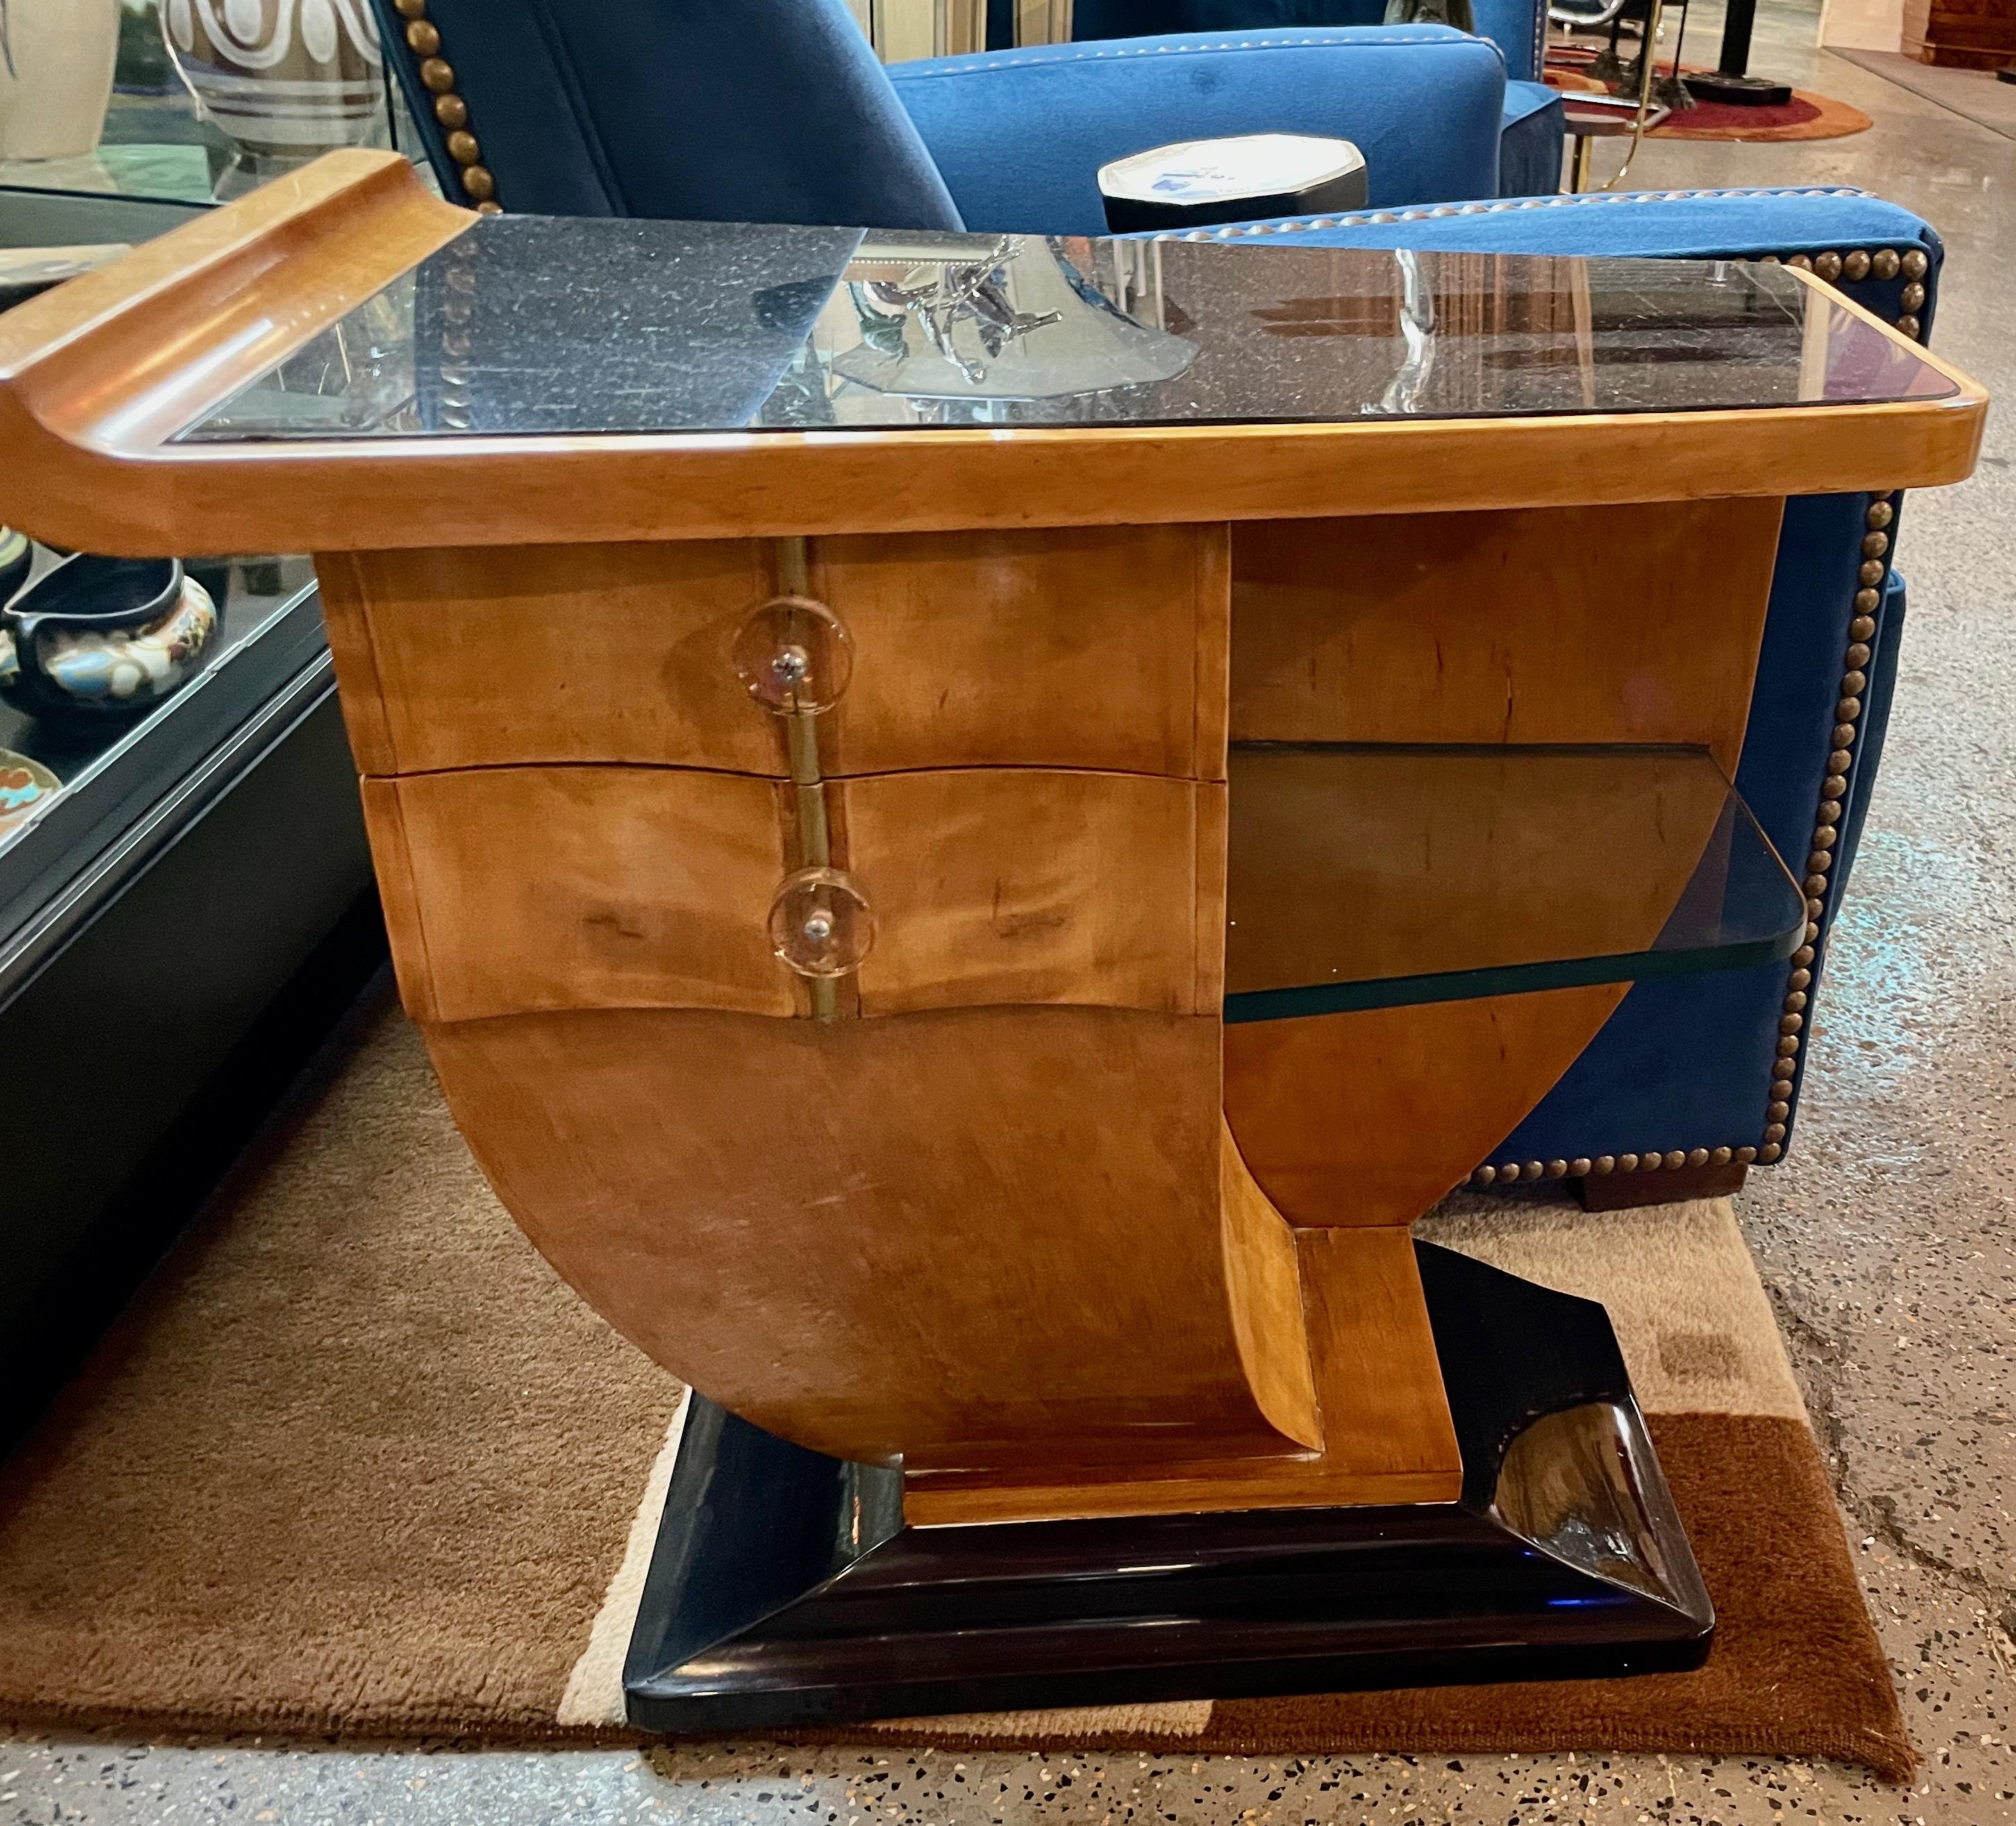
[159,0,380,163]
[0,0,121,161]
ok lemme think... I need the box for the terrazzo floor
[7,5,2016,1820]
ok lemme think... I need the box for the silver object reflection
[823,233,1196,410]
[1376,249,1439,416]
[856,237,1064,384]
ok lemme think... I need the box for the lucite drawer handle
[733,596,852,714]
[769,867,874,979]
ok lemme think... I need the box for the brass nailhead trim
[1471,1138,1768,1186]
[1744,485,1902,1169]
[397,1,501,212]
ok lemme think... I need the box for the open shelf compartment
[1224,744,1807,1024]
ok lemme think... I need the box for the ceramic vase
[158,0,380,186]
[0,555,220,721]
[0,0,121,161]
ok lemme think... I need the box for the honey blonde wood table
[0,151,1985,1727]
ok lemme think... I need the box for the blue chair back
[373,0,965,228]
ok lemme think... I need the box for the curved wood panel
[1219,1123,1322,1451]
[1225,746,1737,1000]
[363,764,1222,1024]
[815,524,1230,780]
[1222,735,1738,1228]
[424,1003,1291,1470]
[317,542,784,779]
[1223,985,1628,1228]
[0,151,469,467]
[908,1184,1465,1524]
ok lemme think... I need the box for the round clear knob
[769,867,874,978]
[733,596,853,713]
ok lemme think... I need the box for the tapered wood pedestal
[625,1246,1712,1730]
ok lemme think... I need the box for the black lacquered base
[624,1245,1713,1732]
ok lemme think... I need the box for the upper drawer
[318,523,1228,782]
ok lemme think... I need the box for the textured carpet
[0,998,1913,1777]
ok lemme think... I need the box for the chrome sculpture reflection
[824,233,1197,410]
[852,236,1064,383]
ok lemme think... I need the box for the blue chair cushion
[891,26,1509,236]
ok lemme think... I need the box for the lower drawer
[363,764,1222,1025]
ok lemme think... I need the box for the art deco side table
[0,151,1984,1729]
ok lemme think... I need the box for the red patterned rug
[1548,60,1874,141]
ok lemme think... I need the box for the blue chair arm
[1174,185,1943,332]
[890,26,1508,237]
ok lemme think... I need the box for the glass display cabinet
[0,135,404,1447]
[0,150,1983,1723]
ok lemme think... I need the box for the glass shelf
[1224,744,1806,1024]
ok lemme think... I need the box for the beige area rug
[0,997,1913,1777]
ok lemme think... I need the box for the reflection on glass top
[1223,744,1806,1023]
[176,215,1956,442]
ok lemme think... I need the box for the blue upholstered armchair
[376,0,1938,1202]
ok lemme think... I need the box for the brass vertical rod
[774,534,839,1023]
[777,535,811,598]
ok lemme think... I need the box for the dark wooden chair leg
[1576,1163,1749,1211]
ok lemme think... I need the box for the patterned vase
[158,0,381,178]
[0,0,121,160]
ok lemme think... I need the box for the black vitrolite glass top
[176,216,1956,442]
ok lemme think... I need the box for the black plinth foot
[624,1244,1713,1732]
[1683,69,1794,105]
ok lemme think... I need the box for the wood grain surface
[317,523,1229,780]
[844,769,1217,1018]
[363,768,793,1025]
[906,1203,1463,1525]
[13,156,1964,1519]
[1224,744,1738,1003]
[1223,986,1631,1229]
[1229,499,1783,772]
[424,1003,1294,1471]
